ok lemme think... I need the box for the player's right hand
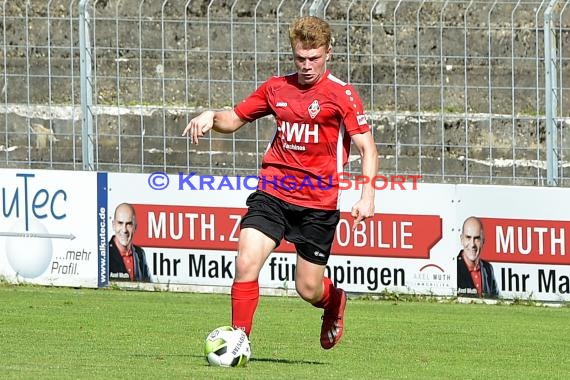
[182,110,215,145]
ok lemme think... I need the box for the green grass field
[2,284,570,380]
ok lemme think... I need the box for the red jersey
[234,70,371,210]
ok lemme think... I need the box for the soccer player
[183,16,377,349]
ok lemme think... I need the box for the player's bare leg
[295,255,346,349]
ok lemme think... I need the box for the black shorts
[240,190,340,265]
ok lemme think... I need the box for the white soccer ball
[204,326,251,367]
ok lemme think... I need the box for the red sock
[312,277,340,310]
[231,280,259,337]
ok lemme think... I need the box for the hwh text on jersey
[278,121,319,144]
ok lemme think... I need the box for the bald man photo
[109,203,150,282]
[457,216,498,298]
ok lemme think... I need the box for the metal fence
[1,0,569,186]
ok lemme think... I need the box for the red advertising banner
[132,204,441,259]
[332,212,441,258]
[481,217,570,265]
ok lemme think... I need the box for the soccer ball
[204,326,251,367]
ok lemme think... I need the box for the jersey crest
[308,100,321,119]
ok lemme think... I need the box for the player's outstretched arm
[182,109,246,145]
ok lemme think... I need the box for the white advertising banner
[3,168,569,302]
[107,172,457,296]
[0,169,102,287]
[456,185,570,302]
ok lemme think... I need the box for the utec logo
[1,173,68,278]
[147,172,421,191]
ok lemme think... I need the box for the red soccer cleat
[320,289,347,349]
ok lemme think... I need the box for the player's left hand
[350,199,375,230]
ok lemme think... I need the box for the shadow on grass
[250,357,326,365]
[138,353,327,365]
